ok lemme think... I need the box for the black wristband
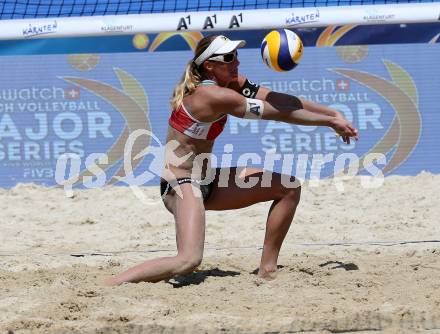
[240,79,260,98]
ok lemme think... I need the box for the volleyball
[261,29,303,72]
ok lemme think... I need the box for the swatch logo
[332,60,421,174]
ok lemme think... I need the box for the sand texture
[1,173,440,333]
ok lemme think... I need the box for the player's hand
[330,117,359,144]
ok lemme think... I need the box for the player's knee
[276,175,301,202]
[281,183,301,205]
[286,184,301,203]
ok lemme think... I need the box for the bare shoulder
[188,84,245,118]
[193,84,241,104]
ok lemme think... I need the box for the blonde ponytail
[170,34,220,110]
[170,61,202,110]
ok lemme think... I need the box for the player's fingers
[351,126,359,137]
[347,124,356,134]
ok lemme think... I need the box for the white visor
[194,35,246,66]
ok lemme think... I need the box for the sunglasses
[207,51,238,63]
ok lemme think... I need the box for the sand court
[1,173,440,333]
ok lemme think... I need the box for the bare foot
[258,267,278,280]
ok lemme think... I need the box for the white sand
[1,173,440,333]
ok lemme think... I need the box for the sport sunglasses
[207,51,238,63]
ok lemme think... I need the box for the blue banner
[0,29,439,188]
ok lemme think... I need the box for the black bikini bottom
[160,177,214,202]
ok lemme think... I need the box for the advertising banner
[0,27,439,188]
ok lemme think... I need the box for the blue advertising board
[0,27,439,188]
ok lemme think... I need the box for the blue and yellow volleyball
[261,29,303,72]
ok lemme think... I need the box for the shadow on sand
[167,267,240,288]
[319,261,359,271]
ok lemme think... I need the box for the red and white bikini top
[169,80,227,140]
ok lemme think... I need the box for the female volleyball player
[104,34,358,286]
